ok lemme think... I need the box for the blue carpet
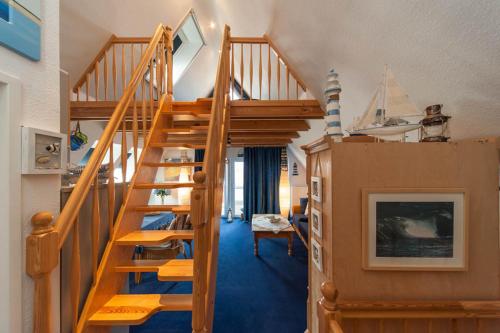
[130,218,308,333]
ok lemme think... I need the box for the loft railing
[26,24,173,333]
[229,34,307,100]
[191,25,231,333]
[317,281,500,333]
[72,34,163,103]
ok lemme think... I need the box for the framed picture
[311,238,323,272]
[311,207,322,238]
[311,176,322,202]
[362,188,468,271]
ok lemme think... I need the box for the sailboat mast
[382,64,388,123]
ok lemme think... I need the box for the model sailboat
[350,66,423,136]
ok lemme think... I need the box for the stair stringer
[76,95,171,333]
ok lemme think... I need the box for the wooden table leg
[253,232,259,256]
[288,233,293,256]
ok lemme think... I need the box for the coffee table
[251,214,294,256]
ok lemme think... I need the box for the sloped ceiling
[61,0,500,154]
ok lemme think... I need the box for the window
[0,1,9,22]
[222,153,244,218]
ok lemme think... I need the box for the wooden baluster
[141,44,147,139]
[70,216,81,332]
[353,320,358,333]
[149,58,154,121]
[317,280,340,333]
[94,61,99,101]
[26,212,58,333]
[428,319,433,333]
[108,145,115,237]
[103,50,108,100]
[451,319,458,333]
[249,44,253,99]
[91,176,100,283]
[191,171,208,333]
[240,43,244,98]
[166,29,173,96]
[403,319,408,333]
[296,81,299,99]
[130,43,135,98]
[121,120,128,198]
[286,67,290,100]
[112,44,117,100]
[132,96,138,167]
[77,87,80,102]
[121,44,126,93]
[277,55,281,99]
[267,44,271,99]
[155,46,161,98]
[231,44,234,100]
[86,73,90,101]
[378,319,384,333]
[475,318,481,333]
[162,38,167,95]
[259,44,262,100]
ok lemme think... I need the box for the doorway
[222,148,244,219]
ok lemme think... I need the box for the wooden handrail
[27,24,172,333]
[317,280,500,333]
[195,24,231,333]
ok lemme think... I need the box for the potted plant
[154,189,171,205]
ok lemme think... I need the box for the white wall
[0,0,61,332]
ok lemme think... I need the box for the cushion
[299,197,308,214]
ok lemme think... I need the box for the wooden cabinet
[303,136,500,333]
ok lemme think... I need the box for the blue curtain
[243,147,282,222]
[194,149,205,172]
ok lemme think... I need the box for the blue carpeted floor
[130,218,308,333]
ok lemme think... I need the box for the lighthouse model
[324,69,343,141]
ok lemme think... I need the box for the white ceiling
[61,0,500,152]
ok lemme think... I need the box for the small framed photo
[362,188,468,271]
[311,238,323,272]
[311,208,322,238]
[311,176,322,202]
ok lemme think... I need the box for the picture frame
[311,207,322,238]
[311,176,322,202]
[362,188,468,271]
[311,238,323,272]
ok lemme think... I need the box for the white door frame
[0,71,22,333]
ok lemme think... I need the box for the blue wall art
[0,0,41,61]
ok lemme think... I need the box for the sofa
[291,197,308,248]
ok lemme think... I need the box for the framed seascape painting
[362,188,468,271]
[311,176,322,202]
[311,207,322,238]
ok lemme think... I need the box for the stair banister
[26,24,172,333]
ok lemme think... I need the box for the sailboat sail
[385,68,422,118]
[356,88,378,129]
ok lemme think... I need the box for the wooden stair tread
[116,230,194,245]
[162,127,209,133]
[135,205,191,213]
[163,110,211,119]
[88,294,192,325]
[115,259,194,281]
[149,142,206,149]
[142,162,203,167]
[134,182,195,189]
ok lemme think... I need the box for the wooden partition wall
[303,137,500,333]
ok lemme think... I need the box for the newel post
[26,212,59,333]
[317,280,341,333]
[191,171,208,333]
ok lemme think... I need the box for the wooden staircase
[26,24,231,333]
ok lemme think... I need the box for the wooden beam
[230,100,324,119]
